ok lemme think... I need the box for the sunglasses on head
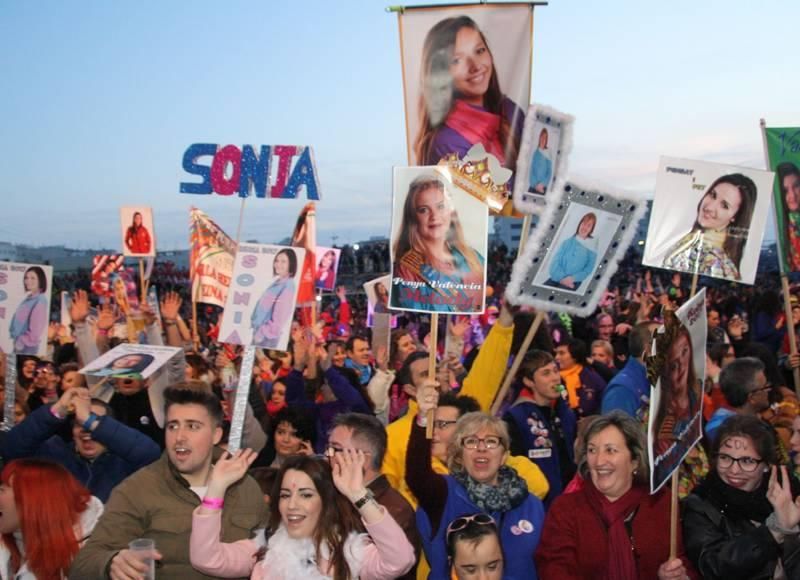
[446,513,496,540]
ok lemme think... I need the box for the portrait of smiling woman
[412,15,524,171]
[391,172,485,313]
[662,173,757,281]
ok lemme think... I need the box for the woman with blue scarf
[9,266,48,355]
[252,249,298,349]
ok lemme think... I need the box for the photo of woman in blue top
[9,266,48,355]
[252,248,298,349]
[544,212,598,292]
[528,127,553,195]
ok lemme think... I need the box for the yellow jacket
[382,323,550,507]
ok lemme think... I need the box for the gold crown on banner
[438,144,513,212]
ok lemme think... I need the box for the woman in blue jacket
[545,212,598,291]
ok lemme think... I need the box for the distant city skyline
[1,1,795,252]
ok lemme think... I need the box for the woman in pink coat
[190,450,415,580]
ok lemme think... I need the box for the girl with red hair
[0,459,104,579]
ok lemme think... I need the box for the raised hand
[416,381,440,417]
[207,449,257,498]
[160,291,182,321]
[70,289,90,323]
[767,465,800,531]
[97,303,117,331]
[331,448,367,502]
[449,316,470,339]
[375,345,389,371]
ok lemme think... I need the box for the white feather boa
[257,525,368,579]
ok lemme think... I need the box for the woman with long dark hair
[190,451,415,579]
[663,173,757,281]
[683,415,800,578]
[414,16,523,173]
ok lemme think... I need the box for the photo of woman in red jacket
[122,209,153,256]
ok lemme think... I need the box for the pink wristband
[50,405,65,420]
[96,328,108,336]
[202,497,224,510]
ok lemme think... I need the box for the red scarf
[583,479,646,580]
[444,100,505,163]
[266,400,286,417]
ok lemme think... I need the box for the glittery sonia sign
[180,144,320,200]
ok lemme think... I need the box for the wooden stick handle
[669,469,679,559]
[426,313,439,439]
[490,310,545,415]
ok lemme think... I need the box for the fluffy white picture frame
[512,104,575,215]
[506,180,647,317]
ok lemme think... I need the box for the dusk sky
[1,0,796,251]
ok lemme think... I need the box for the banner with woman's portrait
[512,104,575,215]
[389,166,488,315]
[397,4,533,215]
[79,343,182,380]
[314,246,341,292]
[0,261,53,357]
[218,244,305,351]
[642,157,774,285]
[648,290,707,493]
[764,126,800,273]
[120,206,156,258]
[506,181,647,317]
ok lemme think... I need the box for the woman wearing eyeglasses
[407,385,545,579]
[683,415,800,579]
[446,513,504,580]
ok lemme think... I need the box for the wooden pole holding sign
[780,274,800,394]
[139,259,147,305]
[670,274,701,558]
[760,118,800,394]
[490,310,545,416]
[426,313,439,439]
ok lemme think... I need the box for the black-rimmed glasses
[716,453,762,472]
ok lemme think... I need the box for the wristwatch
[353,489,375,510]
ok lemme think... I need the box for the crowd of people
[2,240,800,580]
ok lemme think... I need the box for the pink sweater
[190,506,415,580]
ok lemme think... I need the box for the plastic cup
[128,538,156,579]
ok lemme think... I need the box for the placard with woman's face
[648,289,707,493]
[218,243,305,351]
[0,261,53,356]
[120,206,156,258]
[764,126,800,274]
[397,4,533,215]
[512,104,574,214]
[642,157,774,285]
[506,181,646,317]
[389,166,488,315]
[79,343,182,380]
[363,274,396,328]
[314,246,341,292]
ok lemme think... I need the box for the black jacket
[683,489,800,579]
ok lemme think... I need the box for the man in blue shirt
[601,323,655,421]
